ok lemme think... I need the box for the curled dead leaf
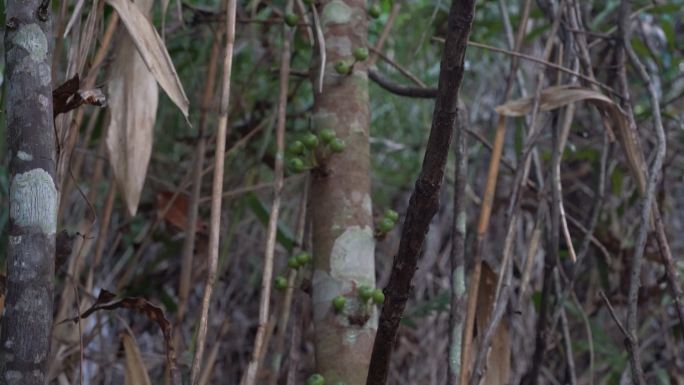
[496,85,647,194]
[122,333,152,385]
[106,0,158,216]
[106,0,189,119]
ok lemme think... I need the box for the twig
[599,291,630,341]
[621,0,666,382]
[368,68,437,98]
[175,32,220,355]
[368,3,401,67]
[553,271,577,385]
[240,5,292,385]
[367,46,428,88]
[190,0,237,383]
[366,1,477,384]
[432,37,619,97]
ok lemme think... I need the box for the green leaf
[245,192,295,252]
[611,168,624,197]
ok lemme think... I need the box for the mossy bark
[309,1,376,384]
[2,2,56,385]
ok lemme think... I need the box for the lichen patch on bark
[17,151,33,161]
[10,169,58,234]
[329,225,375,285]
[322,0,353,26]
[12,24,48,62]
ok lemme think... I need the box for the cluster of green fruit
[334,47,370,75]
[274,251,312,290]
[376,209,399,234]
[331,285,385,312]
[306,373,345,385]
[288,130,346,173]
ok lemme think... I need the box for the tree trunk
[2,1,56,385]
[309,1,376,384]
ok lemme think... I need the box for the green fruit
[335,61,351,75]
[295,251,312,265]
[332,296,346,312]
[307,373,325,385]
[368,4,381,18]
[288,140,305,155]
[378,217,395,233]
[383,209,399,222]
[275,276,288,290]
[372,288,385,304]
[329,138,346,153]
[289,157,306,173]
[302,133,319,149]
[319,128,336,143]
[358,286,373,302]
[288,256,300,269]
[353,47,369,61]
[284,13,299,27]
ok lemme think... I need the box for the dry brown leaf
[474,263,510,385]
[106,0,158,216]
[122,333,152,385]
[496,85,647,194]
[106,0,189,119]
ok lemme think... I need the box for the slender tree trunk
[309,1,376,384]
[2,1,57,385]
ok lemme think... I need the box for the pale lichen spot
[38,94,50,111]
[362,194,372,216]
[17,151,33,161]
[322,0,352,27]
[329,226,375,285]
[10,169,58,234]
[5,370,22,383]
[13,24,48,62]
[456,211,466,236]
[343,329,359,346]
[9,236,22,246]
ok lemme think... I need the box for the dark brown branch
[366,1,477,384]
[368,68,438,98]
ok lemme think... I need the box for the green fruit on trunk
[284,13,299,27]
[332,296,346,312]
[358,285,373,302]
[378,217,395,233]
[353,47,369,61]
[329,138,346,153]
[295,251,312,265]
[319,128,336,143]
[335,61,351,75]
[383,209,399,222]
[288,256,300,269]
[275,276,288,290]
[307,373,325,385]
[368,4,381,18]
[289,157,305,173]
[302,133,319,149]
[372,288,385,304]
[288,140,304,155]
